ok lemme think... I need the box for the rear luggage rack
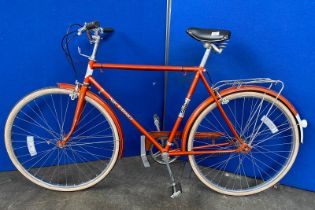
[213,78,284,97]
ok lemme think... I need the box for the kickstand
[162,153,182,198]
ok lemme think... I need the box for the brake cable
[61,24,82,79]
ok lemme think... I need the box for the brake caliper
[69,80,81,100]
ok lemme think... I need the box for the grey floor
[0,156,314,210]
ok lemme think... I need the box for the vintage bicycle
[4,21,307,197]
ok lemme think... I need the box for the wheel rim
[5,88,119,191]
[188,92,299,195]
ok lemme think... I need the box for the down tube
[87,76,165,152]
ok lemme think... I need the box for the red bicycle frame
[59,60,249,156]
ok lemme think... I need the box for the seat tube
[165,70,202,151]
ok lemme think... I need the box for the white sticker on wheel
[261,115,279,134]
[27,136,37,156]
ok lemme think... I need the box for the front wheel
[187,91,299,196]
[5,88,120,191]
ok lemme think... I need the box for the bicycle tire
[187,91,299,196]
[5,87,120,191]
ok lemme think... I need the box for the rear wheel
[5,88,119,191]
[187,91,299,196]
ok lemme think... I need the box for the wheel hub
[56,140,66,148]
[241,143,252,154]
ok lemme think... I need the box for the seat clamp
[203,42,211,49]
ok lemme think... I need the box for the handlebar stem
[90,33,101,61]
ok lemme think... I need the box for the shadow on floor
[0,156,314,210]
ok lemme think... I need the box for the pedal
[140,135,150,168]
[169,182,182,198]
[153,114,161,131]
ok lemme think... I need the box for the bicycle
[4,21,308,197]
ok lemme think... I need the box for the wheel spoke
[188,91,298,195]
[6,88,119,191]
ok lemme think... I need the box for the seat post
[199,43,212,68]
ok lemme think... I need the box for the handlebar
[77,21,114,35]
[85,21,100,30]
[102,27,114,33]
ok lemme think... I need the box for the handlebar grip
[102,27,114,33]
[85,21,100,30]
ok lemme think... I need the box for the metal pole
[163,0,172,130]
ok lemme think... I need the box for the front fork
[57,83,89,147]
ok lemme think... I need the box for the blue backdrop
[0,0,314,192]
[0,0,165,170]
[165,1,314,191]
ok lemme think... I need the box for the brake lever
[77,23,87,36]
[86,31,93,43]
